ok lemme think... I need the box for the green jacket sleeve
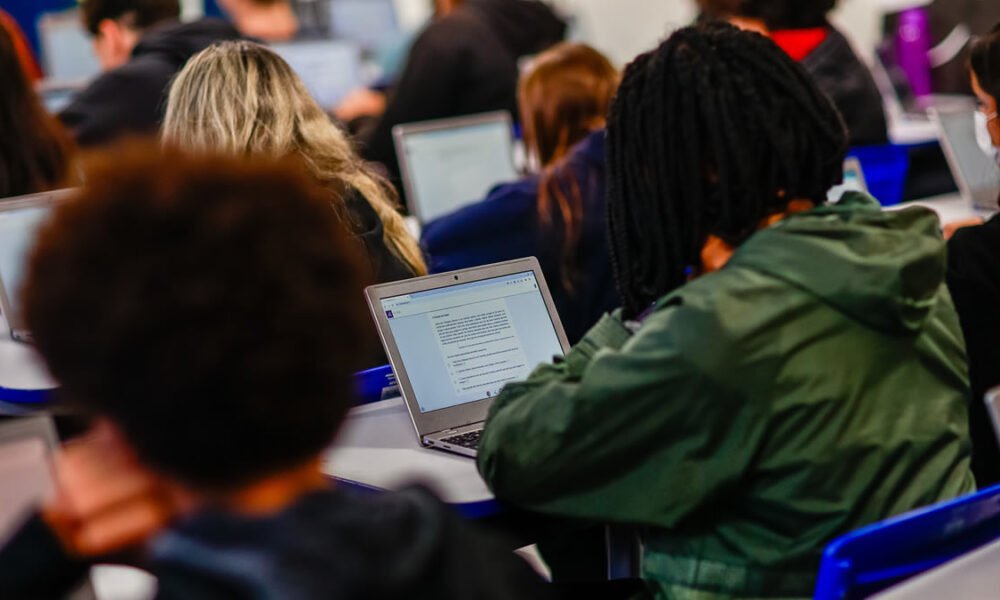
[477,308,761,528]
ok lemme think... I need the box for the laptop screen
[398,117,518,223]
[380,271,563,414]
[39,10,101,83]
[0,205,53,332]
[937,110,1000,208]
[272,41,363,109]
[329,0,400,51]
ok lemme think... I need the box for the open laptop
[38,9,101,84]
[328,0,401,52]
[272,40,363,109]
[0,190,74,343]
[931,107,1000,211]
[393,111,519,224]
[365,258,569,457]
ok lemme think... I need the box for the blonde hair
[163,40,426,275]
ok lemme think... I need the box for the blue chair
[353,364,398,405]
[814,484,1000,600]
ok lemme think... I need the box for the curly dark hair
[24,144,372,490]
[81,0,180,35]
[606,22,847,318]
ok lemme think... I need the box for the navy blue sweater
[421,130,618,343]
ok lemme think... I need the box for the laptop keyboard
[441,430,482,450]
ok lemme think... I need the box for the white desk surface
[892,193,993,224]
[323,397,494,506]
[874,537,1000,599]
[0,316,56,392]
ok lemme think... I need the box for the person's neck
[170,458,329,517]
[234,3,299,42]
[699,198,815,275]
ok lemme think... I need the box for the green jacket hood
[727,192,945,335]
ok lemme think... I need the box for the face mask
[974,110,1000,167]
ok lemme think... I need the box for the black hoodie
[358,0,566,196]
[59,18,242,147]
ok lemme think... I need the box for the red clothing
[0,9,42,81]
[770,27,829,62]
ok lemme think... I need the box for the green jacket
[477,194,975,599]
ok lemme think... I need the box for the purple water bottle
[896,7,933,98]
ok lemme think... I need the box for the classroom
[1,0,1000,598]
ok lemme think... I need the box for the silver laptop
[38,9,101,84]
[365,258,570,457]
[328,0,401,51]
[272,40,363,109]
[393,111,519,224]
[931,107,1000,211]
[0,189,74,343]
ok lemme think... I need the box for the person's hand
[334,88,387,122]
[943,217,984,240]
[42,422,176,558]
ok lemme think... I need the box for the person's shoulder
[422,178,538,240]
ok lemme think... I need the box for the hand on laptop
[334,88,387,122]
[42,421,176,558]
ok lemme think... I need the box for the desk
[0,318,56,410]
[323,396,498,518]
[893,193,994,224]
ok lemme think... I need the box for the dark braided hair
[606,22,848,318]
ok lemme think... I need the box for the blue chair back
[814,484,1000,600]
[353,365,398,405]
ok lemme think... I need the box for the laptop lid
[931,107,1000,210]
[328,0,401,52]
[365,258,570,437]
[38,9,101,84]
[271,40,363,109]
[393,111,518,224]
[0,190,74,341]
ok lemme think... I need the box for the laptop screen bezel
[391,111,515,224]
[0,189,75,340]
[364,257,571,438]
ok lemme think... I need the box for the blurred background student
[422,42,619,344]
[946,22,1000,488]
[59,0,240,147]
[164,41,425,287]
[214,0,298,42]
[0,8,42,82]
[698,0,888,146]
[0,25,74,199]
[335,0,566,193]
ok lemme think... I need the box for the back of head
[24,144,369,490]
[607,22,847,317]
[519,42,618,166]
[164,41,426,275]
[970,23,1000,103]
[81,0,181,35]
[0,26,73,198]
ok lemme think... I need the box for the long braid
[607,22,848,318]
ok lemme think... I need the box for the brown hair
[0,26,74,198]
[25,143,370,489]
[519,43,618,290]
[81,0,180,35]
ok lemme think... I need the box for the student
[477,23,974,598]
[0,8,42,81]
[163,41,426,285]
[698,0,889,146]
[59,0,241,147]
[422,43,619,344]
[946,23,1000,488]
[335,0,566,190]
[215,0,298,42]
[0,25,74,199]
[0,145,550,599]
